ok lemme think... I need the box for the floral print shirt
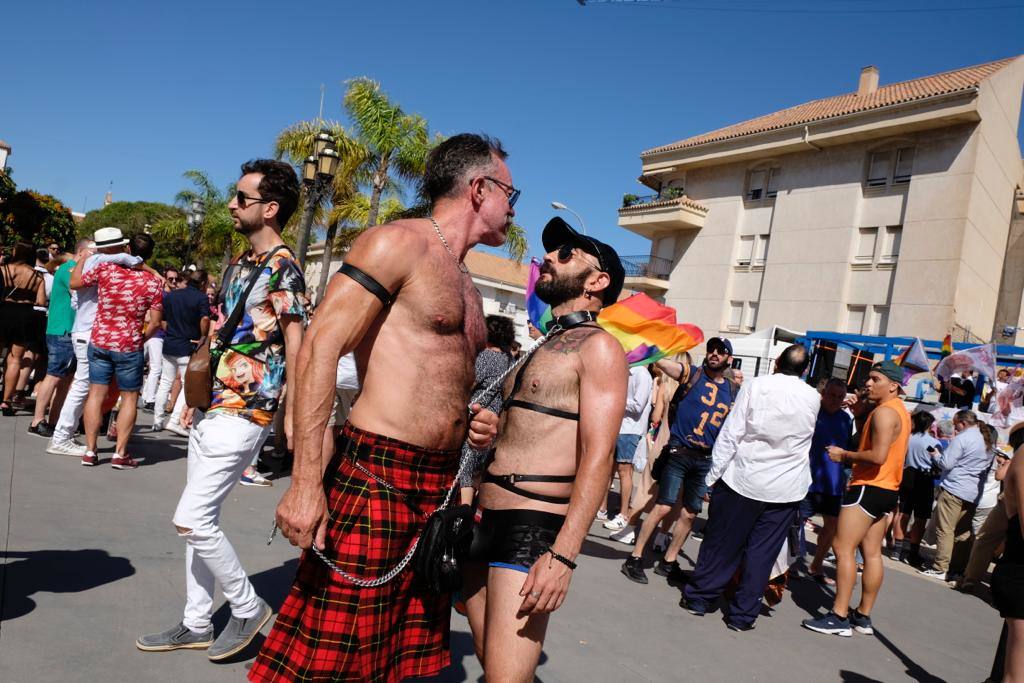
[209,247,307,426]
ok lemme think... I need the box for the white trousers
[142,336,164,404]
[172,411,270,631]
[153,354,189,428]
[52,331,91,443]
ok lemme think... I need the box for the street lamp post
[295,130,340,270]
[186,197,206,269]
[551,201,587,234]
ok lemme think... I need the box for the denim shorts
[45,333,76,378]
[87,344,145,391]
[615,433,643,464]
[657,448,712,513]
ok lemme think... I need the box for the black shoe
[142,402,155,413]
[27,421,54,438]
[691,529,705,542]
[653,558,681,578]
[621,557,648,584]
[906,549,924,569]
[726,621,755,632]
[679,596,706,616]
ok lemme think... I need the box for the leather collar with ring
[550,310,599,332]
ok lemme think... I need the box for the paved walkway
[0,410,1004,682]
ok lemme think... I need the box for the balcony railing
[620,255,672,280]
[622,187,685,208]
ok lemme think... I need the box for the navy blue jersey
[670,375,735,451]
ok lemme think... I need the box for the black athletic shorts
[992,563,1024,619]
[468,508,566,574]
[805,492,842,518]
[898,468,936,520]
[843,484,899,520]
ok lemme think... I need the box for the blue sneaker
[849,609,873,635]
[802,611,852,637]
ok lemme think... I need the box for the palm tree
[343,78,441,229]
[151,170,238,274]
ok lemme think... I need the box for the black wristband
[548,550,577,571]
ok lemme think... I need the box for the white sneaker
[151,418,165,432]
[595,509,609,522]
[919,568,948,581]
[610,526,635,545]
[603,514,628,531]
[46,439,87,457]
[653,530,671,554]
[165,422,190,438]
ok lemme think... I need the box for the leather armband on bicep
[337,262,396,308]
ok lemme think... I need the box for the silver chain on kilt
[267,325,562,587]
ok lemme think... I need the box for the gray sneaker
[136,621,214,652]
[207,598,272,661]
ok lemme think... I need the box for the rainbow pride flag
[940,334,953,358]
[525,258,554,333]
[598,293,704,367]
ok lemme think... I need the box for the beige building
[619,57,1024,345]
[304,244,533,346]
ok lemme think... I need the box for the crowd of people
[1,132,1022,682]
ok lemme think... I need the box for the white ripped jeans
[172,411,269,631]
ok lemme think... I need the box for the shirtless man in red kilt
[249,134,512,682]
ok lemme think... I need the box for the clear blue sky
[3,0,1022,259]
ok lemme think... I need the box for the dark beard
[535,269,590,308]
[705,357,729,372]
[234,217,260,235]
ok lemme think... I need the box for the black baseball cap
[542,216,625,305]
[707,336,733,355]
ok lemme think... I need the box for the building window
[855,227,878,262]
[870,306,889,335]
[866,147,914,188]
[727,301,743,331]
[846,306,866,334]
[746,167,780,201]
[893,148,914,184]
[744,302,759,332]
[753,234,770,266]
[880,225,902,263]
[737,235,754,266]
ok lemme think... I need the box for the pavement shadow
[0,548,135,622]
[579,537,631,561]
[785,571,836,618]
[131,433,189,467]
[424,630,549,682]
[840,672,886,682]
[872,628,947,683]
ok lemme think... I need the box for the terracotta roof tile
[465,249,529,288]
[643,57,1019,157]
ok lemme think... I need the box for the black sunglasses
[557,244,604,272]
[236,190,270,207]
[482,176,521,208]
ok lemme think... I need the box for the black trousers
[683,481,799,627]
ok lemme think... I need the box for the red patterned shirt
[81,263,163,353]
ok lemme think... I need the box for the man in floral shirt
[70,232,163,469]
[137,159,305,664]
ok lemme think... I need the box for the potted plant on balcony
[622,193,640,208]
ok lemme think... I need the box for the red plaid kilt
[250,422,460,682]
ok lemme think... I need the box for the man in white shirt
[680,345,820,631]
[603,365,653,534]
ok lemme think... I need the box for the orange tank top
[849,397,910,491]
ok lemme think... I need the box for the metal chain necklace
[430,217,470,274]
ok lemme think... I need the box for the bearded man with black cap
[463,216,628,682]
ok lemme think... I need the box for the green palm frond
[503,222,529,263]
